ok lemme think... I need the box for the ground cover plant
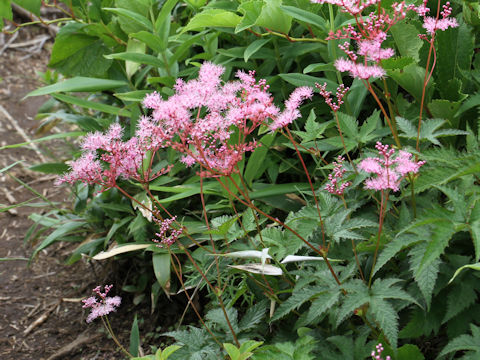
[2,0,480,359]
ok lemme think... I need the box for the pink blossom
[371,343,391,360]
[334,58,386,79]
[325,156,351,195]
[422,16,458,35]
[316,82,349,112]
[152,217,183,246]
[82,285,121,323]
[270,87,313,130]
[359,142,425,191]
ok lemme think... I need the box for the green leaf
[303,62,335,74]
[48,25,113,78]
[130,314,140,357]
[397,344,424,360]
[244,133,275,186]
[26,77,126,97]
[52,93,131,117]
[436,22,474,87]
[370,298,399,348]
[271,286,322,321]
[409,242,440,309]
[278,73,334,88]
[236,0,263,33]
[126,38,147,78]
[255,0,292,34]
[0,131,84,151]
[114,90,150,102]
[29,162,69,174]
[130,31,165,53]
[153,253,171,292]
[0,0,13,24]
[31,221,86,259]
[301,291,341,326]
[373,234,419,277]
[419,220,456,274]
[279,5,327,30]
[390,22,423,62]
[105,52,165,68]
[238,300,267,331]
[244,38,270,63]
[181,9,241,33]
[448,262,480,284]
[439,324,480,357]
[388,64,433,103]
[444,282,477,323]
[13,0,40,15]
[103,7,153,31]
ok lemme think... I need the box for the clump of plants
[4,0,480,359]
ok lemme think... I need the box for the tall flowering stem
[358,143,425,286]
[316,82,357,172]
[411,0,458,153]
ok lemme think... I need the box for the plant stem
[368,190,387,288]
[102,316,132,358]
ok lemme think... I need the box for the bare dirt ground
[0,23,135,360]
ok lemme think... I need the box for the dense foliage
[2,0,480,359]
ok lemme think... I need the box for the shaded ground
[0,24,136,360]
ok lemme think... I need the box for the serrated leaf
[373,234,419,277]
[409,243,440,309]
[302,291,341,326]
[439,325,480,357]
[418,220,456,274]
[370,298,399,348]
[271,287,322,321]
[238,300,267,331]
[444,282,477,323]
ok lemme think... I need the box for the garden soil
[0,26,137,360]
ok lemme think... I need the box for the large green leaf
[255,0,292,34]
[26,77,126,97]
[52,93,131,117]
[390,22,423,62]
[181,9,242,33]
[103,7,153,32]
[236,0,263,33]
[279,5,326,30]
[153,253,171,292]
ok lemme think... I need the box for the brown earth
[0,24,137,360]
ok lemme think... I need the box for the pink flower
[82,285,121,323]
[270,87,313,130]
[152,217,182,246]
[325,156,351,195]
[358,142,425,191]
[371,343,391,360]
[316,82,349,112]
[334,58,386,79]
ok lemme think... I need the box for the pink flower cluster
[270,86,313,130]
[311,0,380,15]
[371,343,391,360]
[82,285,121,323]
[358,142,425,191]
[316,82,349,112]
[317,1,410,79]
[325,156,351,195]
[410,1,458,37]
[152,216,182,246]
[56,123,170,190]
[140,62,309,176]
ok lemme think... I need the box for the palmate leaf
[396,117,468,145]
[271,286,324,321]
[372,234,420,277]
[301,290,342,326]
